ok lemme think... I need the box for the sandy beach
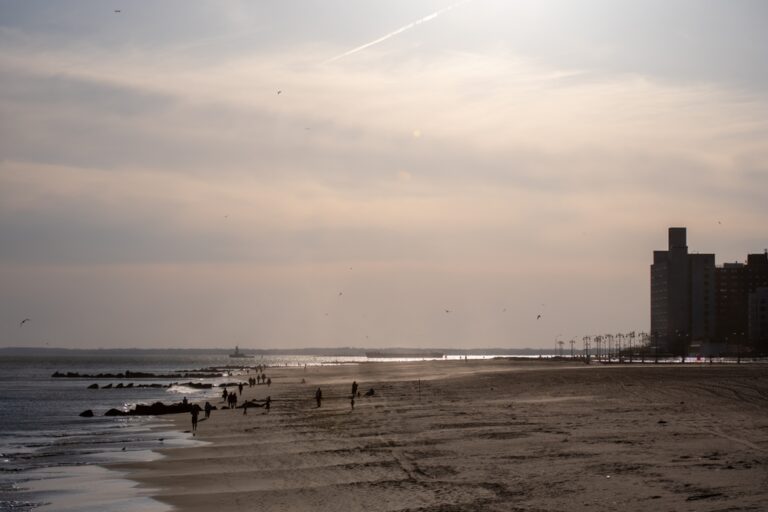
[117,360,768,511]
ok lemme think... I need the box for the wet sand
[117,360,768,511]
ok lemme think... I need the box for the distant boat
[229,346,253,358]
[365,350,444,359]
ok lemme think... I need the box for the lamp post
[569,338,575,359]
[616,333,624,363]
[583,336,591,363]
[638,331,647,363]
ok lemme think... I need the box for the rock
[104,408,127,416]
[102,383,113,389]
[87,383,98,389]
[129,401,201,416]
[79,409,94,417]
[364,388,375,397]
[115,383,124,388]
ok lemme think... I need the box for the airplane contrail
[324,1,469,64]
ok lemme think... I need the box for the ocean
[0,351,371,512]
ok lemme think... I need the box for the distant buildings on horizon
[651,227,768,356]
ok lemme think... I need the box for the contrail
[324,1,469,64]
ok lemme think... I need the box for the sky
[1,0,767,350]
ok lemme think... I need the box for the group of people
[189,401,214,434]
[190,375,373,433]
[315,380,367,410]
[247,375,271,386]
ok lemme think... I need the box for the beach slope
[119,360,768,511]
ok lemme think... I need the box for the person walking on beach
[351,381,358,397]
[265,396,271,413]
[267,377,271,387]
[191,407,199,433]
[204,401,212,419]
[222,387,228,401]
[315,387,322,408]
[238,382,244,396]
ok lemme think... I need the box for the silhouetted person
[191,407,199,433]
[351,396,355,410]
[267,377,271,387]
[265,396,271,413]
[351,381,358,396]
[204,401,212,419]
[238,383,244,395]
[222,387,228,401]
[182,396,188,407]
[315,387,322,407]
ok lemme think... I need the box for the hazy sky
[1,1,767,349]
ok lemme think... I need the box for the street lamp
[582,336,591,363]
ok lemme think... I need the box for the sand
[116,360,768,511]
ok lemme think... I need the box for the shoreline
[115,359,768,511]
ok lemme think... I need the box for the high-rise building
[651,228,716,353]
[652,228,768,355]
[748,287,768,352]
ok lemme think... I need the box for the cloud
[1,31,767,347]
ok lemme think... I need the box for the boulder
[79,409,94,417]
[129,401,201,416]
[87,383,98,389]
[104,408,127,416]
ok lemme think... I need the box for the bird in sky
[445,309,451,314]
[114,9,121,13]
[20,318,31,327]
[277,90,282,95]
[338,291,343,296]
[536,314,542,320]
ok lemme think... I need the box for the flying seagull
[445,309,451,314]
[536,314,541,320]
[277,90,282,95]
[20,318,31,327]
[114,9,121,13]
